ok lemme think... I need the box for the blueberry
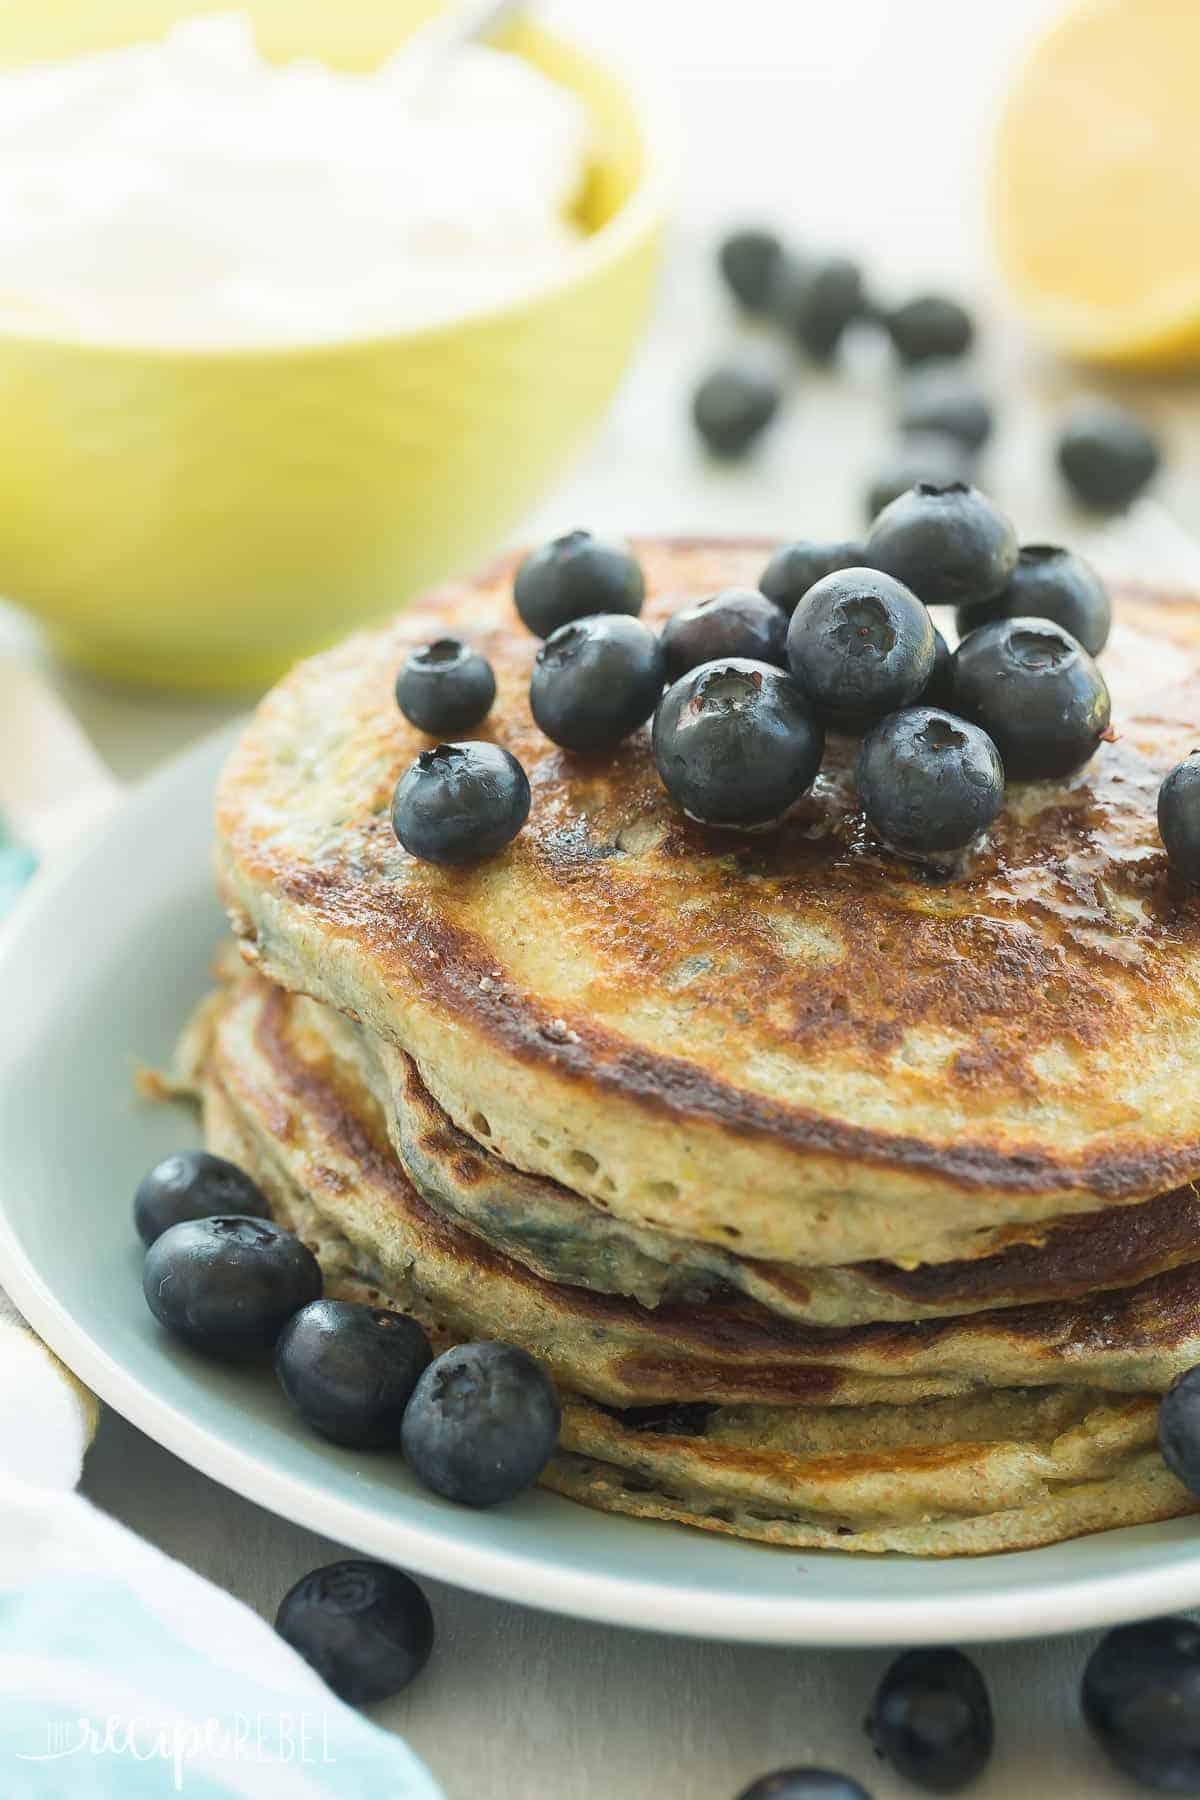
[142,1215,321,1359]
[773,255,865,362]
[661,589,787,682]
[394,637,495,736]
[1083,1617,1200,1792]
[857,708,1003,859]
[134,1150,270,1247]
[898,367,993,453]
[514,530,644,638]
[786,568,935,732]
[276,1560,433,1706]
[952,617,1110,781]
[401,1340,560,1507]
[717,226,785,312]
[885,293,974,364]
[863,435,975,524]
[1159,755,1200,881]
[867,482,1018,609]
[1057,399,1161,511]
[865,1648,993,1794]
[736,1771,871,1800]
[759,540,865,615]
[692,361,782,457]
[1159,1364,1200,1492]
[922,626,953,707]
[391,741,530,865]
[530,613,665,752]
[956,544,1111,656]
[652,659,824,827]
[275,1300,431,1449]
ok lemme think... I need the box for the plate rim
[5,722,1200,1647]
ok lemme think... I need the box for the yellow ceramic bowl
[0,2,674,689]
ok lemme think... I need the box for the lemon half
[994,0,1200,367]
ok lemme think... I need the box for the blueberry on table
[661,588,787,681]
[865,1647,993,1793]
[691,362,782,458]
[867,482,1018,609]
[1158,756,1200,881]
[514,530,645,638]
[885,292,974,365]
[759,539,864,615]
[401,1340,561,1507]
[956,543,1111,658]
[530,613,665,751]
[857,707,1003,859]
[862,435,975,524]
[717,226,785,312]
[391,741,530,865]
[394,637,495,736]
[1057,398,1161,511]
[276,1561,433,1706]
[736,1769,872,1799]
[142,1215,321,1359]
[952,616,1110,781]
[785,568,935,732]
[898,366,994,453]
[275,1300,432,1449]
[134,1150,270,1246]
[1082,1617,1200,1792]
[1159,1365,1200,1491]
[773,255,865,362]
[652,658,824,828]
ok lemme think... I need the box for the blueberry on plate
[530,613,665,752]
[514,530,645,638]
[134,1150,270,1247]
[736,1769,872,1799]
[857,707,1003,859]
[276,1561,433,1706]
[1057,398,1161,512]
[142,1215,322,1359]
[1158,755,1200,881]
[401,1340,561,1507]
[922,625,954,708]
[786,568,935,732]
[866,1647,993,1794]
[863,435,975,524]
[652,658,824,827]
[394,637,496,736]
[1082,1617,1200,1792]
[759,539,865,615]
[773,255,865,362]
[955,543,1111,657]
[952,616,1110,781]
[1159,1363,1200,1492]
[885,292,974,365]
[691,361,782,458]
[661,588,787,681]
[275,1300,432,1449]
[717,226,785,312]
[898,366,993,453]
[867,482,1018,608]
[391,741,530,865]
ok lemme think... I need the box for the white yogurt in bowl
[0,12,591,345]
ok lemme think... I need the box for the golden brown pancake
[214,540,1200,1266]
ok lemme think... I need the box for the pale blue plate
[2,725,1199,1645]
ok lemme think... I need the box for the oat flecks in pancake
[215,541,1200,1265]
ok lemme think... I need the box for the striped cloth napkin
[0,817,441,1799]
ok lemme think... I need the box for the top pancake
[217,538,1200,1265]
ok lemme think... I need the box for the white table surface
[7,2,1200,1794]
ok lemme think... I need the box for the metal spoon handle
[393,0,525,95]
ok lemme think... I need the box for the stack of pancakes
[189,538,1200,1555]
